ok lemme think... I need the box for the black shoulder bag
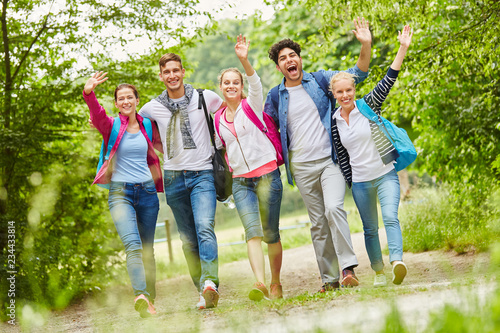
[197,89,232,202]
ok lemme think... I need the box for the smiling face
[114,87,139,117]
[276,47,303,87]
[159,60,185,97]
[332,79,356,110]
[219,70,244,102]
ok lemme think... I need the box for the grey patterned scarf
[155,84,197,159]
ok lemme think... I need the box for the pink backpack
[214,99,284,166]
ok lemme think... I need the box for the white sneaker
[202,280,219,308]
[392,261,407,285]
[196,293,206,310]
[373,273,387,287]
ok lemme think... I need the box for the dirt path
[7,231,492,332]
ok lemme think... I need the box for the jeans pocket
[145,184,157,194]
[267,175,283,204]
[109,186,124,196]
[163,175,174,188]
[233,180,249,202]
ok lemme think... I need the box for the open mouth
[287,64,298,75]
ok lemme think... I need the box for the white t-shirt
[139,89,223,171]
[286,85,331,163]
[334,105,394,182]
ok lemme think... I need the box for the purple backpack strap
[214,107,226,147]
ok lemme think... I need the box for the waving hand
[84,71,108,95]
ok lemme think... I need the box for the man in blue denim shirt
[264,18,371,292]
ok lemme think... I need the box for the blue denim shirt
[264,64,369,185]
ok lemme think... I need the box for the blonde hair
[218,68,247,99]
[329,72,356,92]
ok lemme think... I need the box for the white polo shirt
[334,105,394,182]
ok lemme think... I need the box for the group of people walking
[83,18,413,318]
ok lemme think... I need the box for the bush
[400,181,500,253]
[0,136,124,320]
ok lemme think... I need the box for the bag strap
[270,85,279,112]
[213,108,227,147]
[197,88,216,148]
[311,71,336,107]
[356,99,395,145]
[241,99,267,133]
[105,116,121,160]
[142,117,153,141]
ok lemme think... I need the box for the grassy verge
[378,242,500,333]
[400,184,500,253]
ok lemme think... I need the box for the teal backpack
[356,99,417,171]
[96,116,153,189]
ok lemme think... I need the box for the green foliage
[380,304,409,333]
[0,0,215,315]
[265,0,500,183]
[260,0,500,252]
[400,183,500,253]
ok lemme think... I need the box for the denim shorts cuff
[245,228,265,242]
[263,234,281,244]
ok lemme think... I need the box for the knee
[262,223,280,244]
[325,201,344,217]
[197,220,216,238]
[263,232,280,244]
[381,207,399,226]
[363,224,379,236]
[382,215,400,227]
[179,232,198,250]
[122,237,143,253]
[125,245,143,260]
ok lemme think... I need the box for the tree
[0,0,213,312]
[262,0,500,183]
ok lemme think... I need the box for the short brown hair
[159,53,183,71]
[114,84,139,101]
[268,39,301,65]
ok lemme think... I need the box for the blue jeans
[352,169,403,272]
[163,170,218,291]
[108,180,159,300]
[232,168,283,243]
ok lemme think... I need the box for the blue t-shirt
[111,131,153,183]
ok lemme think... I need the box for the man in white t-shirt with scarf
[140,53,224,309]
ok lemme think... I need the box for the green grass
[400,185,500,253]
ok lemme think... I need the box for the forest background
[0,0,499,324]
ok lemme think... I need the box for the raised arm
[353,17,372,73]
[84,71,108,95]
[235,34,254,77]
[235,34,263,112]
[363,25,413,111]
[82,71,112,135]
[391,25,413,71]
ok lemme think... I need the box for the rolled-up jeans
[163,169,218,292]
[352,169,403,272]
[108,180,159,300]
[232,168,283,244]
